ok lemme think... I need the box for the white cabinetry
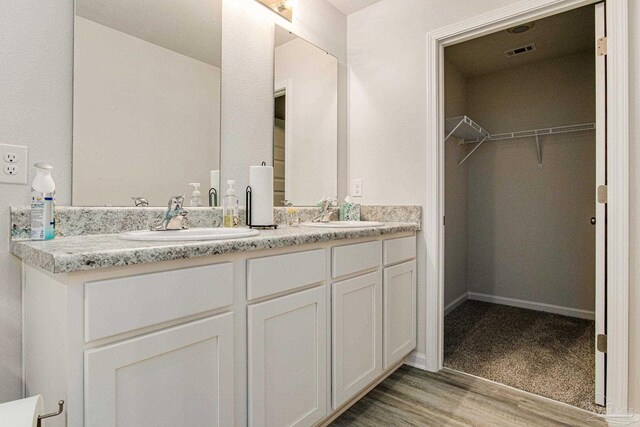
[383,260,417,368]
[248,286,328,427]
[22,231,417,427]
[85,314,234,427]
[332,270,383,408]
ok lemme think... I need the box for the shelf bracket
[444,121,464,143]
[457,135,487,167]
[535,135,543,167]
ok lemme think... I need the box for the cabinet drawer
[247,249,326,300]
[332,241,381,278]
[85,263,234,342]
[383,235,416,266]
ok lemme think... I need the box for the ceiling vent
[504,43,537,58]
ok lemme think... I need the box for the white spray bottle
[31,163,56,240]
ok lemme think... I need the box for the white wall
[0,0,345,403]
[221,0,347,199]
[443,60,468,307]
[275,37,338,205]
[73,18,220,206]
[0,1,73,403]
[466,51,595,312]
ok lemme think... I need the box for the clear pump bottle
[189,183,203,207]
[222,180,240,227]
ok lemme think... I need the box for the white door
[332,270,383,408]
[383,260,417,369]
[84,314,234,427]
[248,286,328,427]
[594,1,607,408]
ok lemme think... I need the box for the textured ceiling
[445,5,594,76]
[76,0,222,67]
[325,0,384,15]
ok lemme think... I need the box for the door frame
[424,0,630,417]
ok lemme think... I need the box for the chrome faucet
[313,197,337,222]
[132,197,149,207]
[152,196,189,230]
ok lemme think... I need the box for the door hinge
[443,216,446,226]
[597,37,608,56]
[597,334,607,353]
[597,185,608,204]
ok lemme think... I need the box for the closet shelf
[445,118,596,167]
[444,116,490,142]
[461,123,596,144]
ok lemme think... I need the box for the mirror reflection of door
[273,25,338,206]
[274,91,286,206]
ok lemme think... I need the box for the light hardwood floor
[331,365,608,426]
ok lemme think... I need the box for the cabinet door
[383,260,417,368]
[85,314,233,427]
[248,286,327,427]
[332,271,382,408]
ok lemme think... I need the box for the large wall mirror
[273,25,338,206]
[72,0,222,207]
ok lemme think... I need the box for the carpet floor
[444,300,604,414]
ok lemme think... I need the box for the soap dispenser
[189,183,203,207]
[223,180,240,227]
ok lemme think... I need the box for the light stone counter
[11,222,419,273]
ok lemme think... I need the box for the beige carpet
[444,300,605,414]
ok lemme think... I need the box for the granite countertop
[11,223,419,274]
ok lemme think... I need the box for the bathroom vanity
[11,0,422,424]
[12,217,419,427]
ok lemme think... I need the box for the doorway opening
[442,4,604,413]
[274,91,287,206]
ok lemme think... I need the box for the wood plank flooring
[330,366,608,426]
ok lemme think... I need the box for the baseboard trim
[604,413,639,425]
[468,292,595,320]
[444,292,468,315]
[404,351,427,370]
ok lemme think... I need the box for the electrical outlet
[351,178,363,197]
[0,144,28,184]
[4,164,18,175]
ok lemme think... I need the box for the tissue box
[340,203,361,221]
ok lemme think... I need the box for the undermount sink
[119,228,260,242]
[300,221,385,228]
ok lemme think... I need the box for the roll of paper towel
[0,395,44,427]
[210,170,220,193]
[249,164,274,225]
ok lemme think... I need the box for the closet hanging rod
[461,123,595,144]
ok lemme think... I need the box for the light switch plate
[351,178,363,197]
[0,144,28,184]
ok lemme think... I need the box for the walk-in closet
[443,4,604,413]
